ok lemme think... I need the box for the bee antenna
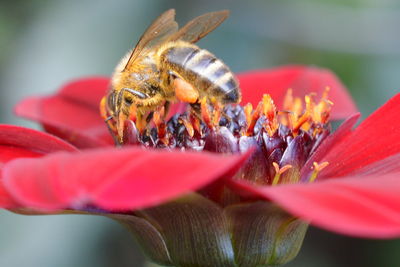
[122,88,150,99]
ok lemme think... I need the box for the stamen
[262,94,279,136]
[309,161,329,182]
[283,88,293,111]
[292,112,310,134]
[180,116,195,138]
[262,94,276,121]
[189,112,201,134]
[244,103,253,126]
[272,162,293,186]
[245,102,262,136]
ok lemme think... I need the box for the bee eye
[107,93,116,111]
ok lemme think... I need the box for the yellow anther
[261,94,279,136]
[309,161,329,182]
[322,86,330,100]
[283,88,294,111]
[244,103,253,126]
[314,99,333,124]
[245,102,262,136]
[262,94,276,120]
[272,162,293,186]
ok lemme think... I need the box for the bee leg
[190,103,201,116]
[104,116,121,146]
[171,77,199,104]
[146,112,154,123]
[136,112,148,133]
[163,101,171,119]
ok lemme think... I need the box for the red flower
[2,65,399,266]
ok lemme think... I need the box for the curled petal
[0,125,76,208]
[230,173,400,238]
[320,94,400,178]
[3,147,249,211]
[15,77,114,148]
[237,65,358,120]
[0,124,77,156]
[0,181,15,208]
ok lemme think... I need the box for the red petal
[3,147,249,211]
[300,113,360,181]
[232,173,400,238]
[0,124,77,155]
[15,77,114,148]
[237,65,358,120]
[0,125,76,208]
[0,181,15,208]
[320,94,400,178]
[58,76,110,108]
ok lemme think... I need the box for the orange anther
[262,94,276,121]
[245,102,262,136]
[244,103,253,126]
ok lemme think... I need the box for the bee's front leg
[105,116,121,146]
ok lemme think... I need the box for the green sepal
[138,193,236,267]
[109,213,173,266]
[225,201,308,267]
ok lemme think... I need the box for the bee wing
[168,10,229,43]
[123,9,179,71]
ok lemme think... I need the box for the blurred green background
[0,0,399,266]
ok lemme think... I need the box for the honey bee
[100,9,241,140]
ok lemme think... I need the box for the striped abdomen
[158,42,241,104]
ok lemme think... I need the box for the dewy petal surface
[233,173,400,238]
[0,125,77,208]
[3,147,249,211]
[237,65,357,120]
[15,77,114,148]
[319,93,400,178]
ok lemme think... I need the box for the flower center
[106,88,332,185]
